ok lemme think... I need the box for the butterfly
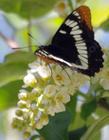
[35,5,104,76]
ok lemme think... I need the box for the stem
[27,14,32,52]
[86,77,95,99]
[67,0,74,10]
[78,91,88,98]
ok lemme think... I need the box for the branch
[0,32,19,49]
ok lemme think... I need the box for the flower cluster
[12,59,86,138]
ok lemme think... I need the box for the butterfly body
[35,6,104,76]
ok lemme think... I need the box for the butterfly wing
[36,6,103,76]
[52,6,93,45]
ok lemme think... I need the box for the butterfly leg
[48,64,53,79]
[60,65,72,81]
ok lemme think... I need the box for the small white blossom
[24,72,37,87]
[55,102,66,113]
[35,113,49,129]
[52,65,72,86]
[36,65,51,78]
[28,61,41,73]
[55,87,70,104]
[44,84,59,97]
[29,60,51,78]
[100,79,109,90]
[18,89,28,100]
[37,94,44,106]
[17,100,28,108]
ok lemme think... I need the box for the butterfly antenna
[28,33,43,47]
[48,64,53,79]
[13,47,29,50]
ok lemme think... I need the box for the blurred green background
[0,0,109,140]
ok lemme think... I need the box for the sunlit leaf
[69,111,85,131]
[0,0,58,18]
[100,18,109,31]
[4,13,28,29]
[0,51,35,86]
[85,0,109,27]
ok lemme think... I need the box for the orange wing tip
[76,5,93,31]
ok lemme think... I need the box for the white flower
[36,65,51,79]
[55,87,70,104]
[55,102,66,113]
[44,84,59,97]
[52,65,72,86]
[47,101,65,116]
[18,89,28,100]
[24,72,37,87]
[29,61,51,79]
[100,79,109,90]
[13,60,86,137]
[35,112,49,129]
[17,100,28,108]
[28,61,41,73]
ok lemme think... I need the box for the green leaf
[81,115,109,140]
[96,107,109,118]
[69,112,85,131]
[0,51,35,86]
[100,18,109,31]
[66,94,77,123]
[39,112,70,140]
[30,135,40,140]
[76,0,87,4]
[69,126,87,140]
[0,80,23,110]
[5,51,35,63]
[4,13,28,29]
[0,0,58,18]
[39,95,77,140]
[80,99,97,120]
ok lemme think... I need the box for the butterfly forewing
[35,6,104,76]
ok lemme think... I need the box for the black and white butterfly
[35,5,104,76]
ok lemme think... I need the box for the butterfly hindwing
[35,6,104,76]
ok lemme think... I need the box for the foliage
[0,0,109,140]
[0,0,59,18]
